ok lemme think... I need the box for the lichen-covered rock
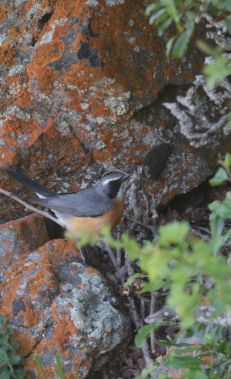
[0,0,206,222]
[0,239,130,378]
[164,75,231,148]
[0,213,49,280]
[0,0,229,228]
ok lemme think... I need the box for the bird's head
[95,170,130,199]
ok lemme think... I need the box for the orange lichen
[0,4,13,22]
[52,314,77,347]
[8,25,30,41]
[0,43,15,66]
[0,118,48,164]
[84,267,99,275]
[6,75,32,107]
[27,0,201,109]
[0,227,129,378]
[22,0,35,12]
[0,151,17,168]
[12,331,38,357]
[93,149,114,163]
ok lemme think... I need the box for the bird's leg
[78,246,86,263]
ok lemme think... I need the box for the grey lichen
[163,13,231,148]
[54,261,130,362]
[105,0,125,6]
[69,272,128,353]
[164,74,231,148]
[86,0,99,6]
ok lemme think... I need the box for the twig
[0,188,58,224]
[103,243,118,271]
[142,192,150,217]
[127,297,141,329]
[142,341,156,379]
[139,295,146,325]
[104,243,157,377]
[125,254,135,276]
[150,293,156,354]
[116,236,122,266]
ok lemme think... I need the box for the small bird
[7,169,129,236]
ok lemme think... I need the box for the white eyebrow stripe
[102,176,121,185]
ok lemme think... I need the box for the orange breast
[66,198,124,236]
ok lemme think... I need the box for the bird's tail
[7,169,56,198]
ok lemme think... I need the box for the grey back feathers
[37,188,113,217]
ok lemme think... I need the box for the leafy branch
[146,0,231,87]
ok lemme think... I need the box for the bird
[6,169,129,237]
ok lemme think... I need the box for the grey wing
[36,188,114,217]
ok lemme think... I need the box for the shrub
[0,316,25,379]
[75,154,231,378]
[146,0,231,89]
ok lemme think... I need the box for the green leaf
[167,354,202,370]
[166,36,176,56]
[136,363,158,379]
[215,0,231,11]
[158,17,173,36]
[197,41,217,56]
[124,273,145,289]
[14,368,26,378]
[0,348,8,367]
[54,353,66,379]
[0,369,10,379]
[145,3,158,16]
[164,0,182,30]
[209,167,229,186]
[204,56,231,88]
[209,193,231,219]
[135,324,158,348]
[226,16,231,33]
[172,21,194,58]
[223,153,231,171]
[158,222,189,246]
[35,356,48,379]
[149,8,168,26]
[8,353,22,365]
[141,279,166,293]
[121,233,140,259]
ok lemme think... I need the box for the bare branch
[0,188,58,224]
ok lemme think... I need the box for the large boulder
[0,234,130,378]
[0,0,209,222]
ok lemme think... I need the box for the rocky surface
[0,0,217,223]
[164,75,231,148]
[0,213,49,280]
[0,232,130,378]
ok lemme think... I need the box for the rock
[0,0,230,235]
[164,75,231,149]
[0,239,130,378]
[0,0,206,222]
[0,213,49,281]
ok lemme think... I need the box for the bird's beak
[101,169,130,181]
